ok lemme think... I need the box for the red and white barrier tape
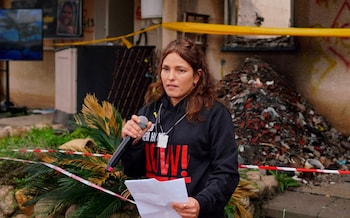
[0,157,135,204]
[239,164,350,175]
[1,148,350,207]
[11,149,112,158]
[5,148,350,175]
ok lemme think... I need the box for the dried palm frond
[73,93,124,153]
[226,178,260,218]
[75,94,123,137]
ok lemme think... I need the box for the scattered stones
[0,186,17,217]
[245,170,278,194]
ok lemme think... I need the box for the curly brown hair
[144,38,217,122]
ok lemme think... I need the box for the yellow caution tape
[121,37,133,49]
[53,22,350,48]
[162,22,350,37]
[53,24,160,47]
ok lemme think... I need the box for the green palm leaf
[21,94,136,217]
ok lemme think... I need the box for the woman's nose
[167,70,175,80]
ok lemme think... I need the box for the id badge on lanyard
[157,133,169,148]
[155,103,187,149]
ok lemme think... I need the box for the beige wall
[291,0,350,134]
[8,51,55,108]
[3,0,350,135]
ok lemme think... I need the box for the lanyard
[156,103,187,135]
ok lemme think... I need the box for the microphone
[105,116,149,172]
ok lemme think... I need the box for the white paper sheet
[125,178,188,218]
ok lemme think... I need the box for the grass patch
[0,127,89,187]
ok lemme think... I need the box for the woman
[57,1,75,35]
[121,38,239,217]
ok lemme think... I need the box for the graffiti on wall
[315,0,338,7]
[307,0,350,92]
[82,7,94,35]
[73,0,95,39]
[328,1,350,68]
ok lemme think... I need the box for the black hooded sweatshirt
[122,96,240,217]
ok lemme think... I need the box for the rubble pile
[217,57,350,172]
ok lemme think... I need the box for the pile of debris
[217,57,350,175]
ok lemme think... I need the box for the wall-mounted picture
[0,9,43,61]
[56,0,81,36]
[11,0,82,39]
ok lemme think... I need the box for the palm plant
[225,177,260,218]
[22,94,138,217]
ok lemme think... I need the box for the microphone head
[138,116,149,129]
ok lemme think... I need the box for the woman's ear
[194,69,202,84]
